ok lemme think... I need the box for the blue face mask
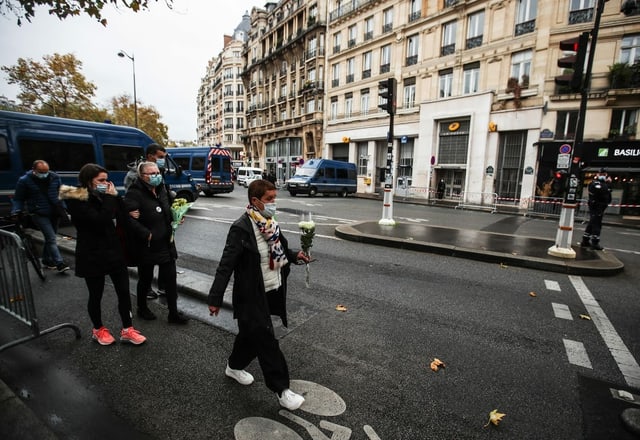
[149,174,163,187]
[95,183,108,193]
[262,202,277,218]
[34,172,49,179]
[156,158,166,169]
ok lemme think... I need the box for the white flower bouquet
[170,198,193,242]
[298,213,315,288]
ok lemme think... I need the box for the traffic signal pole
[548,0,607,258]
[378,78,397,226]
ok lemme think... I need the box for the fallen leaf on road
[335,304,348,312]
[499,263,508,269]
[484,409,506,427]
[579,314,591,320]
[529,291,537,297]
[430,358,446,372]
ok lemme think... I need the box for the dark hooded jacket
[207,213,299,329]
[58,185,129,278]
[123,178,177,265]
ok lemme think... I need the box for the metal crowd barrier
[526,197,589,221]
[455,191,498,213]
[0,229,81,352]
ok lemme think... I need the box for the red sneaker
[120,327,147,345]
[92,327,115,345]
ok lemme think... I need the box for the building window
[330,98,338,121]
[515,0,537,35]
[439,69,453,98]
[403,77,416,108]
[380,44,391,73]
[438,119,470,164]
[348,24,357,48]
[466,11,484,49]
[510,50,532,84]
[333,32,342,54]
[307,99,316,114]
[555,111,579,140]
[357,142,368,176]
[621,34,640,64]
[345,94,353,118]
[409,0,420,22]
[361,89,370,116]
[442,20,457,56]
[496,132,526,201]
[610,108,639,138]
[398,142,414,181]
[332,63,340,87]
[569,0,594,24]
[364,16,374,41]
[463,62,480,94]
[383,7,393,33]
[406,34,419,66]
[362,51,372,79]
[346,57,355,83]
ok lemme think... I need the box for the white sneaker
[277,389,305,410]
[225,363,254,385]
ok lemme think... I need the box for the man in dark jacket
[124,161,188,324]
[11,160,69,272]
[581,170,612,250]
[207,179,309,411]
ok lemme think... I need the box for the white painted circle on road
[234,417,302,440]
[292,379,347,416]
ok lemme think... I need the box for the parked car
[242,172,263,188]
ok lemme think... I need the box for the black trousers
[85,266,132,329]
[137,260,178,314]
[584,208,605,241]
[229,319,290,394]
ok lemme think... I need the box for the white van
[236,167,263,186]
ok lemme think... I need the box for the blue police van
[0,110,199,214]
[168,146,234,196]
[286,159,357,197]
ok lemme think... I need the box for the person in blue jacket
[11,160,69,272]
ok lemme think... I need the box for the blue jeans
[31,214,63,266]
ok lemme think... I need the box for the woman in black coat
[59,163,146,346]
[124,161,188,324]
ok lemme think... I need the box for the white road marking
[552,303,573,320]
[569,275,640,388]
[545,280,561,291]
[563,339,593,369]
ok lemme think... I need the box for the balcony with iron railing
[408,11,421,22]
[441,44,455,56]
[444,0,460,7]
[348,39,357,48]
[380,63,390,74]
[362,69,371,79]
[346,74,355,83]
[466,35,482,50]
[514,19,535,36]
[382,22,393,33]
[332,78,340,87]
[364,31,373,41]
[333,45,341,54]
[406,55,418,66]
[569,7,594,24]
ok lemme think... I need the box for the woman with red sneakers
[59,163,146,346]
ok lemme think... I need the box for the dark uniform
[581,175,612,250]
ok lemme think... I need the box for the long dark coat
[123,178,177,265]
[207,214,299,328]
[58,185,128,278]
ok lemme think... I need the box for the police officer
[581,169,612,250]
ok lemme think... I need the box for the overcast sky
[0,0,259,141]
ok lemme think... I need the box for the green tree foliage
[2,53,98,119]
[0,0,174,26]
[109,95,169,144]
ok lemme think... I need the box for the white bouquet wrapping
[298,213,315,288]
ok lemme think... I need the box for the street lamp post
[117,50,138,128]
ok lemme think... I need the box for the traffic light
[378,78,397,115]
[555,32,589,92]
